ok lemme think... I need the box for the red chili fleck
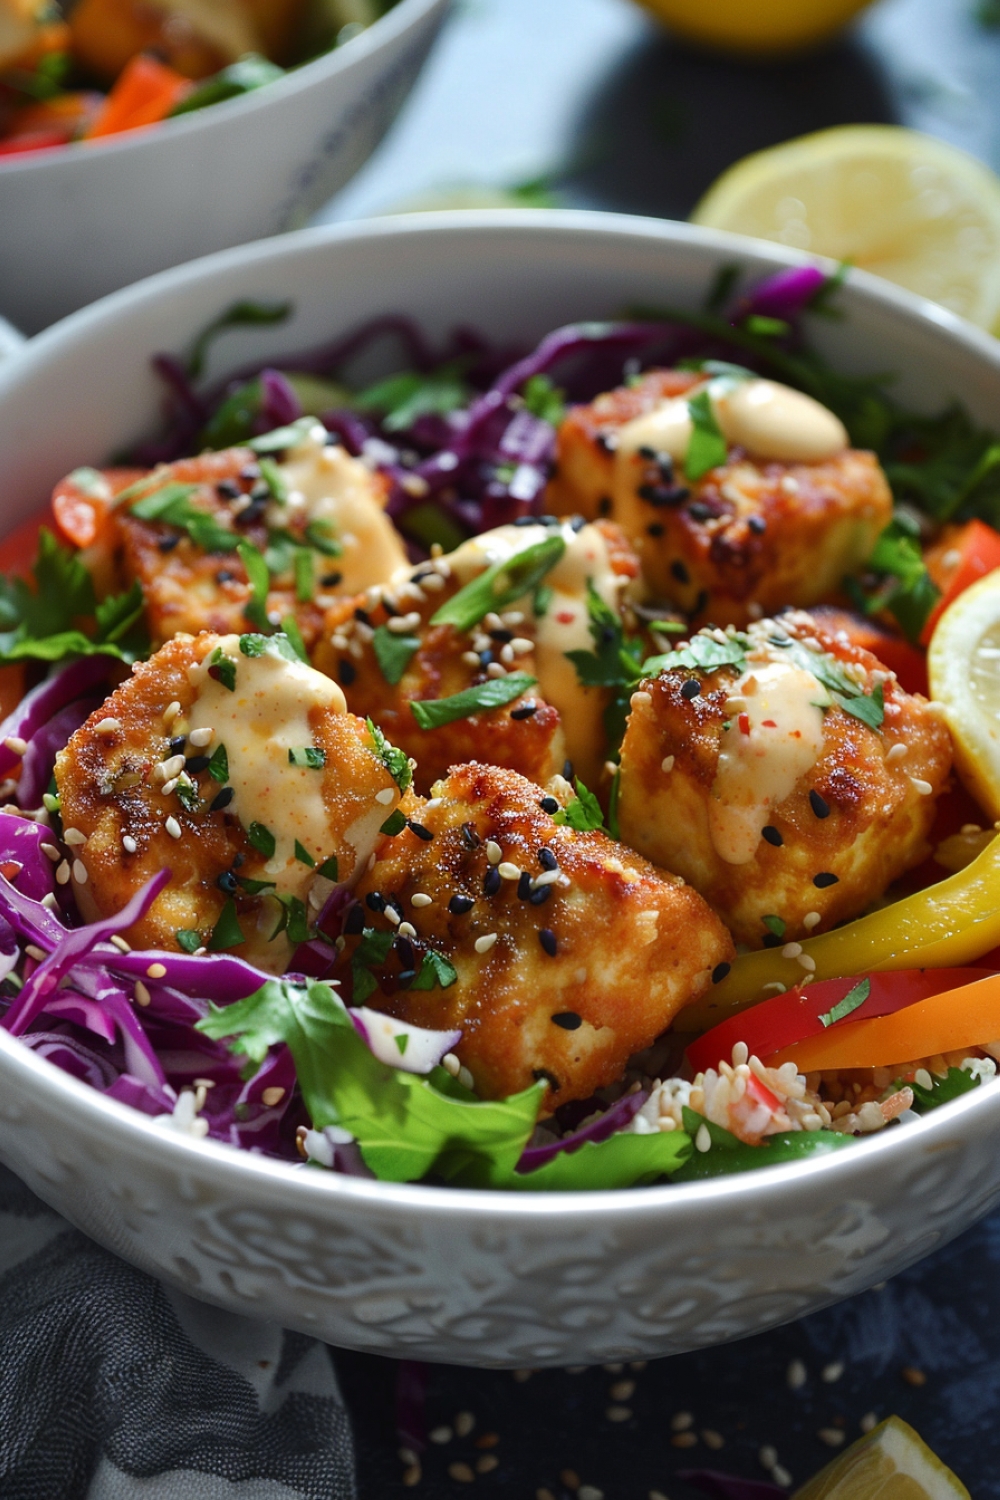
[0,861,21,882]
[555,610,575,625]
[738,713,750,736]
[762,718,777,728]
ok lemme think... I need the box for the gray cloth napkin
[0,1164,356,1500]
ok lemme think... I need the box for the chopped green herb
[552,777,606,833]
[257,456,288,503]
[819,976,871,1029]
[235,875,276,895]
[170,55,285,119]
[207,743,229,783]
[293,548,314,603]
[744,314,791,338]
[762,914,786,939]
[685,389,728,480]
[533,584,553,617]
[247,417,321,454]
[410,673,538,730]
[129,483,238,552]
[207,898,245,951]
[288,746,326,769]
[350,926,395,1004]
[411,949,458,991]
[174,778,199,813]
[395,1034,409,1055]
[430,536,566,633]
[279,617,309,663]
[182,298,291,380]
[176,929,201,954]
[294,841,315,867]
[647,630,750,679]
[846,515,940,643]
[268,892,312,946]
[208,647,237,691]
[354,363,470,433]
[365,719,412,793]
[521,373,566,426]
[316,855,339,881]
[237,540,271,631]
[303,519,342,557]
[379,809,407,836]
[372,624,420,685]
[247,821,276,858]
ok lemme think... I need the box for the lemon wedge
[794,1416,970,1500]
[929,568,1000,821]
[632,0,873,55]
[691,125,1000,331]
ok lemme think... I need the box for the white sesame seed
[803,911,821,930]
[497,862,520,880]
[63,827,87,846]
[818,1428,845,1447]
[786,1358,807,1390]
[759,1445,779,1471]
[94,718,122,736]
[387,612,421,634]
[531,869,561,888]
[429,1426,453,1444]
[454,1411,475,1437]
[3,736,27,756]
[510,637,533,655]
[146,963,166,979]
[110,935,131,953]
[72,859,88,884]
[702,1430,725,1450]
[475,933,497,954]
[165,817,182,840]
[40,843,60,862]
[886,741,907,763]
[500,644,515,664]
[384,906,401,927]
[163,701,182,723]
[486,840,502,864]
[671,1411,694,1431]
[55,860,71,885]
[821,1361,844,1383]
[134,980,151,1006]
[41,893,59,912]
[261,1086,286,1107]
[442,1052,461,1077]
[161,779,178,797]
[660,755,675,773]
[771,1464,792,1488]
[25,944,47,962]
[695,1123,711,1153]
[188,727,213,747]
[397,921,417,939]
[731,1040,749,1067]
[375,787,395,805]
[910,777,934,796]
[579,1487,604,1500]
[860,1412,877,1433]
[122,836,137,855]
[914,1067,933,1090]
[161,754,186,779]
[461,651,480,666]
[411,893,432,908]
[782,942,802,959]
[486,661,507,678]
[421,571,445,592]
[797,953,817,972]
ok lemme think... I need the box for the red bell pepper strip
[686,968,996,1076]
[921,518,1000,645]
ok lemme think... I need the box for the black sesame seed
[240,463,260,481]
[216,569,235,583]
[339,659,357,686]
[216,479,241,500]
[761,825,783,847]
[511,515,535,527]
[639,445,657,460]
[382,597,399,617]
[814,871,839,888]
[483,866,501,897]
[478,650,494,667]
[185,754,210,774]
[747,515,767,535]
[232,852,245,868]
[647,522,665,538]
[365,891,386,913]
[762,932,783,948]
[395,936,416,970]
[539,928,558,957]
[539,796,560,814]
[157,535,181,553]
[680,678,700,700]
[353,607,371,625]
[671,559,691,585]
[569,516,586,533]
[216,871,238,896]
[597,495,613,517]
[461,821,481,849]
[448,894,474,915]
[321,572,343,587]
[517,871,533,900]
[638,483,689,508]
[693,589,709,616]
[344,903,365,935]
[712,962,732,984]
[407,820,434,842]
[209,787,234,811]
[595,433,616,454]
[168,736,186,755]
[688,502,712,522]
[510,702,538,721]
[396,969,416,988]
[809,790,831,819]
[552,1011,582,1030]
[562,759,574,781]
[538,847,558,871]
[235,499,266,526]
[490,628,513,643]
[529,884,552,906]
[532,1068,560,1090]
[249,482,270,502]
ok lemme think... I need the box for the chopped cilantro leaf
[411,949,458,991]
[372,625,420,685]
[762,914,786,939]
[552,777,606,833]
[521,373,566,426]
[350,926,395,1003]
[207,743,229,783]
[268,893,311,946]
[247,821,276,858]
[365,719,413,793]
[176,929,201,953]
[130,483,238,552]
[279,617,309,663]
[379,809,407,836]
[207,899,245,951]
[174,778,199,813]
[288,746,326,769]
[208,647,236,691]
[316,855,339,881]
[294,841,315,867]
[819,977,871,1028]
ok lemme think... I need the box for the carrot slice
[83,54,192,140]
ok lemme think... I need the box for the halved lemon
[692,125,1000,331]
[929,566,1000,821]
[793,1416,970,1500]
[633,0,874,55]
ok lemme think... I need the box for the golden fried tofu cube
[55,630,403,971]
[617,612,952,946]
[313,517,640,793]
[547,368,892,625]
[337,761,734,1111]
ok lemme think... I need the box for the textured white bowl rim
[4,206,1000,1229]
[0,0,444,176]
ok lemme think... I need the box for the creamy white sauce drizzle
[615,376,847,470]
[187,636,347,903]
[446,521,623,778]
[709,660,826,864]
[273,423,408,594]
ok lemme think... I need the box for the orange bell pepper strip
[83,54,192,141]
[921,519,1000,645]
[765,971,1000,1073]
[675,834,1000,1033]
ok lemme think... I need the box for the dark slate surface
[322,1,1000,1491]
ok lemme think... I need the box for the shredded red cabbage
[677,1471,788,1499]
[0,655,119,782]
[516,1090,648,1173]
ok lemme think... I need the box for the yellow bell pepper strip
[675,834,1000,1035]
[764,971,1000,1073]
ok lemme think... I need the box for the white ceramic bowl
[1,211,999,1367]
[0,0,449,334]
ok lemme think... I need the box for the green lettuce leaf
[450,1127,692,1190]
[672,1107,854,1180]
